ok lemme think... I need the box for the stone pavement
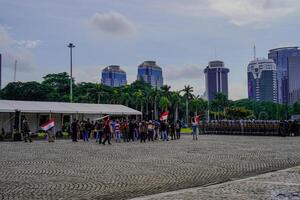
[131,166,300,200]
[0,135,300,200]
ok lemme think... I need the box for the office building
[101,65,127,87]
[137,61,163,88]
[288,56,300,105]
[268,47,300,104]
[247,58,277,103]
[0,54,2,89]
[204,60,229,101]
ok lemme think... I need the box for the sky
[0,0,300,100]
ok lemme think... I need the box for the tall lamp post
[67,43,75,103]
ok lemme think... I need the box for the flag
[195,115,200,124]
[160,111,169,121]
[41,118,55,131]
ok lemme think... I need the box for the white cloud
[158,0,298,27]
[210,0,297,26]
[0,24,39,73]
[86,12,136,35]
[165,65,204,80]
[14,40,41,49]
[73,66,101,83]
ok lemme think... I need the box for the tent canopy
[0,100,142,115]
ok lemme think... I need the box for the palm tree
[181,85,194,125]
[149,88,160,120]
[95,83,104,104]
[159,96,170,112]
[170,91,181,122]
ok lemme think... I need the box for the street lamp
[67,43,75,103]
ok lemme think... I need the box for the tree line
[0,72,300,122]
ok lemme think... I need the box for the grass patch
[181,128,192,134]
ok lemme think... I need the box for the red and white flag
[41,118,55,131]
[160,111,169,121]
[195,115,200,124]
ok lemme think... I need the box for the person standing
[102,119,112,145]
[129,120,135,142]
[147,121,154,141]
[115,120,121,143]
[22,118,32,143]
[175,120,181,139]
[47,127,55,142]
[71,119,78,142]
[192,118,198,140]
[140,121,147,143]
[83,121,89,142]
[98,120,104,144]
[161,120,168,141]
[170,122,176,140]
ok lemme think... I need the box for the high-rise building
[204,60,229,101]
[247,58,277,103]
[288,56,300,105]
[101,65,127,87]
[268,47,300,104]
[0,54,2,89]
[137,61,163,88]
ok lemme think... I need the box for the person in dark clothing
[160,121,168,141]
[71,119,78,142]
[170,122,176,140]
[102,119,112,145]
[129,120,135,141]
[22,119,32,142]
[140,121,147,143]
[175,120,181,139]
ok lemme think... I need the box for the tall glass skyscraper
[204,60,229,101]
[288,56,300,105]
[268,47,300,104]
[101,65,127,87]
[137,61,163,88]
[247,58,277,103]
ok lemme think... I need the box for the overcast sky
[1,0,300,100]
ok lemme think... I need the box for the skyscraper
[268,47,300,104]
[204,60,229,101]
[101,65,127,87]
[288,55,300,105]
[0,54,2,89]
[247,58,277,103]
[137,61,163,88]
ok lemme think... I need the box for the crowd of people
[17,117,300,143]
[70,118,183,145]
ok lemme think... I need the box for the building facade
[0,54,2,89]
[247,58,277,103]
[204,60,229,101]
[268,47,300,104]
[101,65,127,87]
[137,61,163,88]
[288,56,300,105]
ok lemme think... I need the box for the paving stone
[0,135,300,200]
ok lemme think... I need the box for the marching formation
[202,120,300,136]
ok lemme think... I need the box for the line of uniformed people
[200,120,300,136]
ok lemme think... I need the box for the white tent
[0,100,142,115]
[0,100,141,133]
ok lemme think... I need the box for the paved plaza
[0,135,300,200]
[131,166,300,200]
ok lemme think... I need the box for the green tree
[159,96,170,112]
[181,85,194,124]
